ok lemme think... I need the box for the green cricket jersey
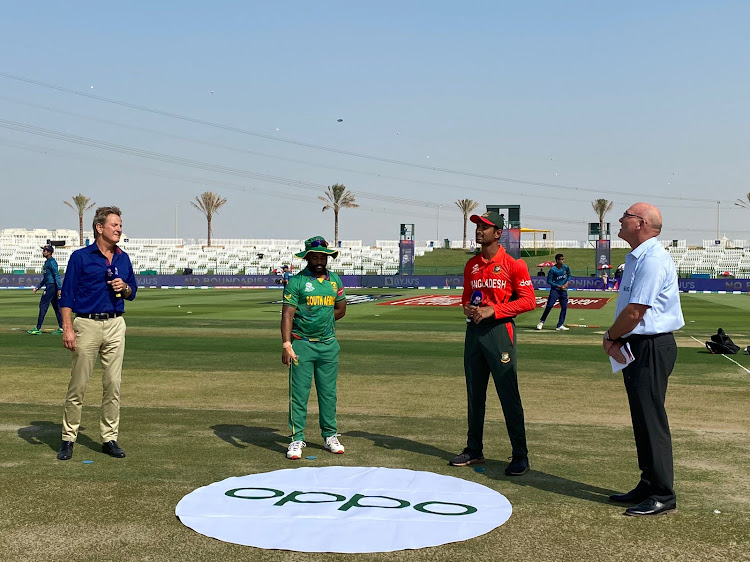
[283,268,346,341]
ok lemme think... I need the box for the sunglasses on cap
[310,240,328,248]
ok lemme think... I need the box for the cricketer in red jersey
[449,210,536,476]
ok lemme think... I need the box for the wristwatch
[605,331,618,342]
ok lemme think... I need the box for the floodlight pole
[436,204,441,245]
[175,204,179,239]
[716,201,720,239]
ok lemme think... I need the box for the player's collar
[480,244,506,263]
[87,243,123,255]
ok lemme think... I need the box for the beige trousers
[62,316,127,442]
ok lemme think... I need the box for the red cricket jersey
[462,246,536,320]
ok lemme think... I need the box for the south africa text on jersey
[307,295,336,306]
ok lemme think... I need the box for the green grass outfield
[413,247,633,276]
[1,289,749,562]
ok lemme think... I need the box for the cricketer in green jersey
[281,236,347,460]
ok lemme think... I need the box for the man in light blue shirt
[602,203,684,517]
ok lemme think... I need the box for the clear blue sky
[1,1,748,244]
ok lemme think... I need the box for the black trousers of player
[464,318,527,458]
[622,332,677,503]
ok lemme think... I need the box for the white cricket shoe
[286,440,306,460]
[556,325,570,331]
[324,434,345,454]
[536,322,544,330]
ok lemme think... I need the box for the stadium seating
[3,229,749,278]
[667,241,750,278]
[0,229,434,275]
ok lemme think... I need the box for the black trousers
[622,332,677,502]
[464,319,527,458]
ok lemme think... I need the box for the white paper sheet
[610,342,635,373]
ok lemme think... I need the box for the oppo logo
[225,487,477,516]
[176,466,512,553]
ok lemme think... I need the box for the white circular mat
[176,466,512,553]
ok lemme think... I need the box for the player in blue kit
[536,254,571,331]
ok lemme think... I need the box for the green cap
[470,211,504,229]
[294,236,339,259]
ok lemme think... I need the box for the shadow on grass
[483,468,619,505]
[347,430,617,505]
[18,421,101,453]
[211,424,292,453]
[346,430,454,458]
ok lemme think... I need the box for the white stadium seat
[3,229,748,279]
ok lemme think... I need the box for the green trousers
[464,319,528,458]
[288,338,340,441]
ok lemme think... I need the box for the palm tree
[455,199,479,249]
[318,183,359,246]
[63,194,96,246]
[591,199,614,239]
[191,191,227,247]
[736,192,750,211]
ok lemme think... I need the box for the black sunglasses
[622,211,646,222]
[310,240,328,248]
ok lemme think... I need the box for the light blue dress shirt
[615,237,684,337]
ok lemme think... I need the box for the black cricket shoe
[102,440,126,458]
[505,456,529,476]
[449,448,485,467]
[57,441,74,461]
[624,498,677,517]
